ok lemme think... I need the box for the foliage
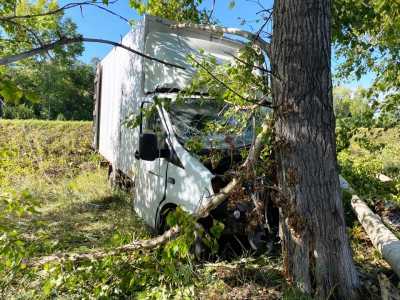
[186,47,268,107]
[3,103,35,119]
[333,0,400,125]
[0,120,145,297]
[0,0,89,120]
[0,190,39,281]
[338,128,400,205]
[333,86,376,152]
[129,0,211,23]
[3,60,95,120]
[0,0,83,59]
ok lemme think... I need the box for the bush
[338,128,400,205]
[3,104,35,119]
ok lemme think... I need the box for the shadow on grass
[202,260,284,299]
[23,191,150,256]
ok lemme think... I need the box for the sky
[60,0,373,89]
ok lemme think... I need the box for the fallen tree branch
[340,177,400,278]
[0,36,185,69]
[28,115,271,267]
[30,226,180,266]
[351,194,400,278]
[170,23,271,58]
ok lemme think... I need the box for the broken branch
[30,226,180,266]
[170,23,271,58]
[351,194,400,278]
[0,36,185,69]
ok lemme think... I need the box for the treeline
[2,59,96,120]
[0,0,96,121]
[333,86,400,152]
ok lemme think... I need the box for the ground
[0,120,399,299]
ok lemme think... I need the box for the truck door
[134,106,168,227]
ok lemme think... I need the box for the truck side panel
[118,25,146,178]
[98,48,122,166]
[98,22,145,173]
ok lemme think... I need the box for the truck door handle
[148,171,161,177]
[167,177,175,185]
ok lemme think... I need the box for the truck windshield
[168,99,254,150]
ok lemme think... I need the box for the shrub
[3,104,35,119]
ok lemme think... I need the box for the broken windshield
[167,99,254,151]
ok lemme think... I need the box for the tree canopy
[0,0,94,120]
[333,0,400,127]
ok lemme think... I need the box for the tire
[158,205,209,260]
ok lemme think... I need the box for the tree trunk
[271,1,359,299]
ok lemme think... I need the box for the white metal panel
[133,103,214,228]
[159,105,214,213]
[99,21,147,172]
[98,47,122,165]
[118,24,146,177]
[143,15,243,93]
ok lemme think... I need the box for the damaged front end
[166,98,277,255]
[199,149,279,256]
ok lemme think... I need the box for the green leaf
[23,91,42,104]
[42,279,54,296]
[0,80,23,104]
[210,220,225,239]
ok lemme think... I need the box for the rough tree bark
[271,1,359,299]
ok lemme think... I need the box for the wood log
[351,194,400,278]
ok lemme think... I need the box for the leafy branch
[0,0,128,23]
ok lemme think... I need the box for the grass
[0,120,150,298]
[1,120,398,299]
[0,120,289,299]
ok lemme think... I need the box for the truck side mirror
[139,133,158,161]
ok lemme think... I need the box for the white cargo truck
[93,15,273,250]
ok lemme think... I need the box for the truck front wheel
[157,205,208,260]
